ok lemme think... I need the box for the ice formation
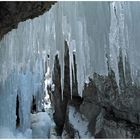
[31,112,51,138]
[0,126,32,138]
[0,1,140,137]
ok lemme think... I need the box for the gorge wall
[0,1,140,138]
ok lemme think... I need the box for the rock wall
[51,40,140,138]
[0,2,55,40]
[51,41,71,136]
[0,2,56,134]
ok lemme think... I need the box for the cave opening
[16,95,20,128]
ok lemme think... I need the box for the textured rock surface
[80,73,140,138]
[51,57,66,135]
[51,54,64,135]
[51,41,82,137]
[51,41,140,138]
[0,2,55,40]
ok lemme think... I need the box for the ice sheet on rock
[109,2,127,91]
[68,106,93,138]
[108,2,140,89]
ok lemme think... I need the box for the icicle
[69,40,76,99]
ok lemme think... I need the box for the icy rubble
[0,112,51,139]
[0,1,140,137]
[31,112,51,138]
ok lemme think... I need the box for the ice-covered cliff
[0,1,140,138]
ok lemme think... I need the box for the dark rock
[50,32,140,139]
[51,41,71,136]
[16,95,20,128]
[52,54,65,135]
[0,2,56,40]
[31,96,37,114]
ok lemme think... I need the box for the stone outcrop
[80,72,140,138]
[51,40,140,138]
[0,2,56,40]
[51,41,81,137]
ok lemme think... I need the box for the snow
[44,93,51,110]
[44,62,52,109]
[68,106,93,138]
[44,67,52,89]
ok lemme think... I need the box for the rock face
[50,40,140,138]
[0,2,55,40]
[80,72,140,138]
[51,54,66,135]
[51,41,70,136]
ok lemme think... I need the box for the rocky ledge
[50,40,140,138]
[0,2,56,40]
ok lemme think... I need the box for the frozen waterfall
[0,1,140,138]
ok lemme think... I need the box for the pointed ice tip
[73,49,76,53]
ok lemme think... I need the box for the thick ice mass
[31,112,51,138]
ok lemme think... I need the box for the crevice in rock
[16,95,20,128]
[52,54,65,136]
[0,2,56,40]
[31,96,37,114]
